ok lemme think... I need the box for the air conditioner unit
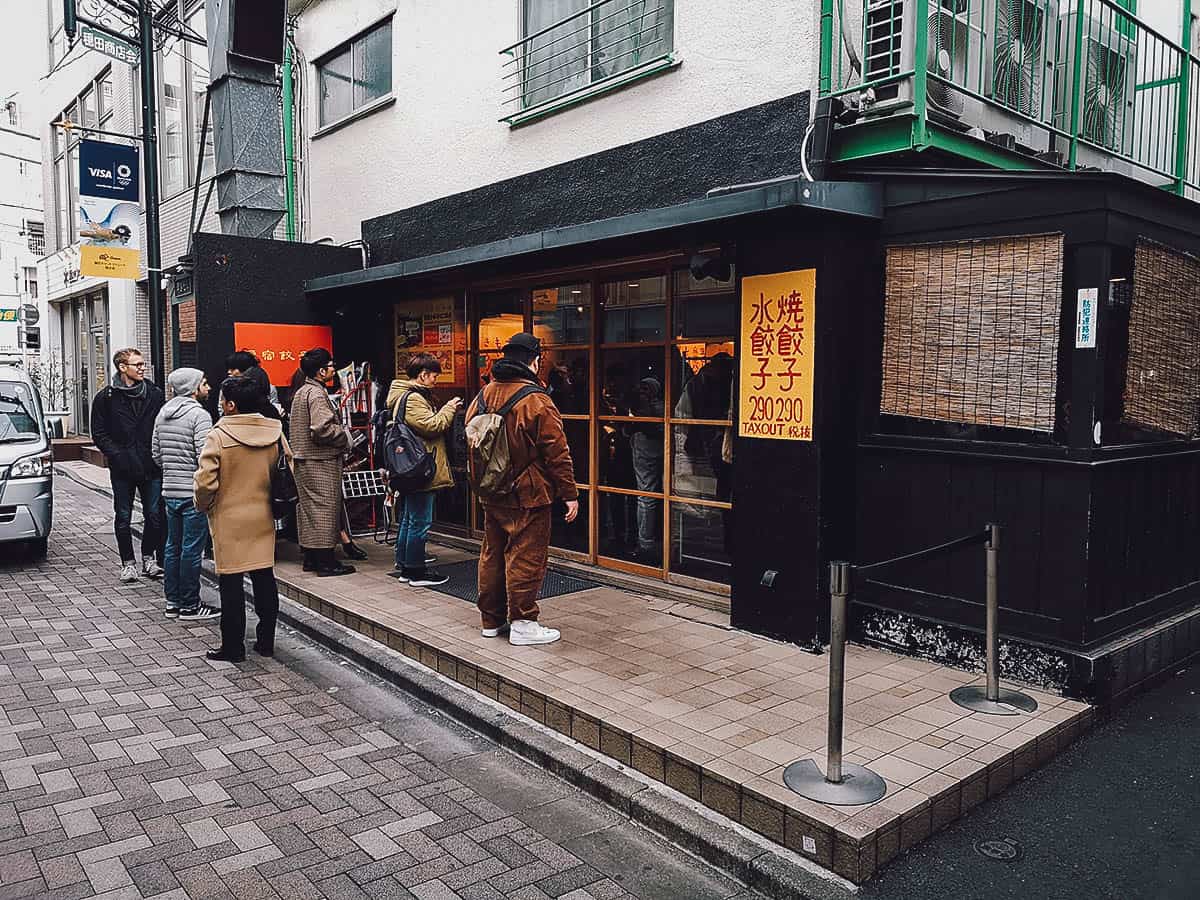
[859,0,987,124]
[1054,8,1137,158]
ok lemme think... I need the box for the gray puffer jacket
[152,396,213,499]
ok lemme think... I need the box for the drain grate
[974,838,1021,861]
[417,558,600,605]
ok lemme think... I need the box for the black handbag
[269,438,298,519]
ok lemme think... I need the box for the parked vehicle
[0,365,53,557]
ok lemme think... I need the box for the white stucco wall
[294,0,821,244]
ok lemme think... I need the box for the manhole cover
[975,838,1021,861]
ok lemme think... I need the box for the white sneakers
[142,558,164,578]
[507,620,560,646]
[481,623,510,638]
[120,564,139,583]
[121,559,163,582]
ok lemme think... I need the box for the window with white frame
[516,0,674,111]
[316,18,393,128]
[23,268,37,300]
[157,2,215,196]
[51,70,115,253]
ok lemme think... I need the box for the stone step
[80,445,108,468]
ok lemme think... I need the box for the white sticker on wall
[1075,288,1098,348]
[802,836,817,854]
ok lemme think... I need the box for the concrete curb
[56,464,852,900]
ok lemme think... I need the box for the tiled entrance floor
[272,539,1094,884]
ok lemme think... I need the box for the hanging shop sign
[738,269,816,441]
[78,139,141,279]
[233,322,334,386]
[394,297,458,385]
[79,25,140,66]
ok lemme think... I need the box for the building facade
[0,94,43,363]
[274,0,1200,698]
[37,0,218,433]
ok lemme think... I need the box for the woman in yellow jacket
[386,353,461,586]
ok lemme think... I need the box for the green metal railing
[500,0,674,123]
[820,0,1199,196]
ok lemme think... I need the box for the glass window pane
[542,348,589,415]
[188,13,214,180]
[550,491,588,553]
[671,502,731,584]
[478,289,525,351]
[670,343,734,419]
[601,276,666,343]
[353,21,392,108]
[161,51,187,193]
[600,492,661,567]
[523,0,588,108]
[80,88,98,130]
[533,282,590,345]
[671,425,731,502]
[561,418,590,483]
[66,144,79,222]
[55,159,70,249]
[599,347,664,417]
[319,47,353,125]
[98,73,114,121]
[593,0,673,81]
[674,266,736,337]
[434,481,470,531]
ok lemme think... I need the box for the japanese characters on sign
[1075,287,1098,349]
[738,269,816,441]
[394,297,458,385]
[233,322,333,386]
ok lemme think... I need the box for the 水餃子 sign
[738,269,816,441]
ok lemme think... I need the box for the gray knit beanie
[168,367,205,398]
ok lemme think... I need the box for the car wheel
[28,537,48,559]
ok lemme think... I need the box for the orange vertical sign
[233,322,333,386]
[738,269,816,441]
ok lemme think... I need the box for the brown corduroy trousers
[477,504,551,629]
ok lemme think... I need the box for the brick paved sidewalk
[0,479,764,900]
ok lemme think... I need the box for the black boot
[315,549,355,577]
[206,646,245,663]
[342,541,368,561]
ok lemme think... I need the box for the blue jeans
[394,491,435,570]
[164,498,209,611]
[111,474,162,564]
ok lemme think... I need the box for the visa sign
[79,140,139,202]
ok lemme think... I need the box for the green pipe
[1176,0,1193,194]
[912,0,930,148]
[282,25,297,242]
[1067,0,1086,170]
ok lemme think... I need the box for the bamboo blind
[880,234,1064,432]
[1122,239,1200,438]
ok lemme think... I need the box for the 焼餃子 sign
[233,322,333,386]
[738,269,816,441]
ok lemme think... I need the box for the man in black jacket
[91,348,166,583]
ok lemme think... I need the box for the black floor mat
[421,559,600,604]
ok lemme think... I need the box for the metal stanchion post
[985,523,1000,702]
[951,524,1038,715]
[784,562,887,805]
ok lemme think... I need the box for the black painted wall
[851,173,1200,654]
[190,232,360,404]
[362,92,810,265]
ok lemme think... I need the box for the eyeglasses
[122,361,146,369]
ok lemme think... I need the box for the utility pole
[138,0,165,387]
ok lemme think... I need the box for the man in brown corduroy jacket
[467,333,578,646]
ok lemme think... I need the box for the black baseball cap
[502,333,542,356]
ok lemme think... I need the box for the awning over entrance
[304,178,882,294]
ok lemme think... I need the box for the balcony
[819,0,1199,198]
[500,0,676,126]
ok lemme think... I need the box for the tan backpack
[465,385,545,502]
